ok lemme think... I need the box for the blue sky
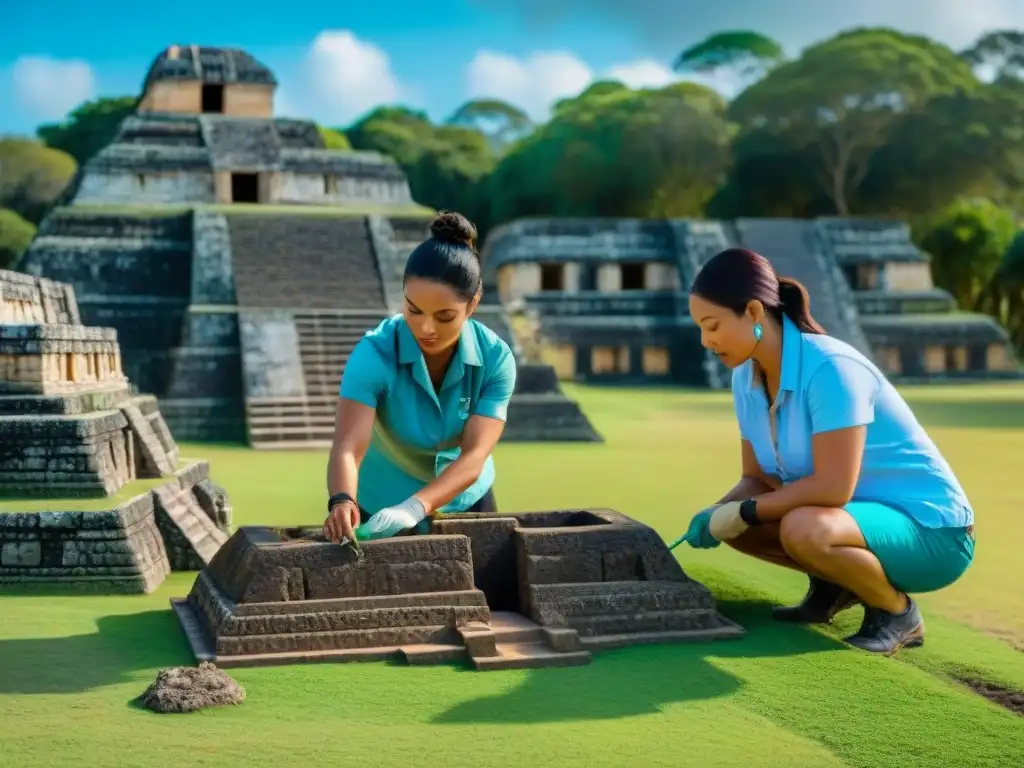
[2,0,1018,136]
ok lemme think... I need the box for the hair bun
[430,211,477,249]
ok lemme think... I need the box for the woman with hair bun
[676,247,975,654]
[323,211,516,542]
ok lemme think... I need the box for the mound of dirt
[138,661,245,713]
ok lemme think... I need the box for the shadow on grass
[0,609,192,695]
[431,598,844,725]
[902,398,1024,430]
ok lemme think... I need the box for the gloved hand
[669,508,721,550]
[708,501,749,541]
[355,497,428,540]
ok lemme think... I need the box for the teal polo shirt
[731,315,974,529]
[339,313,516,515]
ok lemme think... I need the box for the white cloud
[11,56,96,120]
[465,50,593,120]
[465,50,751,119]
[306,30,403,124]
[605,59,677,89]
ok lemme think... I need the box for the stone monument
[483,216,1021,388]
[0,270,231,592]
[172,508,743,671]
[18,44,601,447]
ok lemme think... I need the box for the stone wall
[0,270,80,325]
[75,171,217,205]
[0,393,178,498]
[275,174,413,207]
[0,461,230,593]
[238,310,306,399]
[0,324,126,396]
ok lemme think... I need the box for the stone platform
[171,508,743,671]
[0,461,231,593]
[0,392,179,498]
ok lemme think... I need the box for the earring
[753,322,763,341]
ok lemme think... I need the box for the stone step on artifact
[171,508,743,670]
[465,611,591,671]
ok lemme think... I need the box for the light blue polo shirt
[339,314,516,515]
[731,315,974,529]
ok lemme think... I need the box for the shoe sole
[772,596,860,625]
[847,625,925,656]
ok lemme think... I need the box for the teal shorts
[845,501,975,594]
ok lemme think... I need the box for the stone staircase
[735,219,873,357]
[670,220,734,389]
[226,215,387,310]
[245,309,386,448]
[228,214,391,449]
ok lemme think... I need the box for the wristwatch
[739,498,761,526]
[327,492,355,513]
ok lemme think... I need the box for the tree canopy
[36,96,136,166]
[730,28,978,215]
[0,208,37,269]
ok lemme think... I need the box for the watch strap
[739,498,761,526]
[327,492,355,513]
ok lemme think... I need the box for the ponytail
[776,277,826,335]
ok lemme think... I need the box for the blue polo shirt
[731,315,974,529]
[339,314,516,515]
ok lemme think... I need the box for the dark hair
[403,211,481,302]
[690,248,826,334]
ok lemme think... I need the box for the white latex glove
[355,497,428,540]
[708,501,750,541]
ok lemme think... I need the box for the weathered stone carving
[172,508,743,670]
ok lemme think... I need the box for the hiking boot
[844,597,925,655]
[772,576,858,624]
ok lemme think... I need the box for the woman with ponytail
[677,247,975,655]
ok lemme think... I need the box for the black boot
[773,576,858,624]
[844,596,925,655]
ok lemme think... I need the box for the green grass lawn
[1,383,1022,768]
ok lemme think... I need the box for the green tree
[707,129,828,218]
[342,107,496,220]
[318,126,351,150]
[917,197,1017,310]
[860,80,1024,215]
[36,96,136,166]
[0,138,77,225]
[995,232,1024,352]
[730,28,979,215]
[673,30,785,81]
[961,30,1024,81]
[0,208,37,269]
[485,81,732,225]
[446,99,533,153]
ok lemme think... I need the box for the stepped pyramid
[0,270,231,592]
[19,44,599,447]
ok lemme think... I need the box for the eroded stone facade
[481,217,1022,386]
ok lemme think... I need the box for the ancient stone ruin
[18,44,599,446]
[0,270,231,592]
[172,508,743,671]
[483,218,1022,387]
